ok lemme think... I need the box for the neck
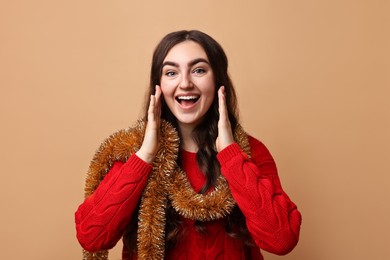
[178,122,198,152]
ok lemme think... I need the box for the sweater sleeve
[75,154,153,252]
[217,136,302,255]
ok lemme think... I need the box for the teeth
[177,96,198,100]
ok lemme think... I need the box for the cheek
[204,82,216,99]
[160,89,170,104]
[202,74,216,94]
[203,86,216,110]
[160,86,175,110]
[160,82,173,97]
[160,77,176,93]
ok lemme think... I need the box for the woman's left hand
[216,86,234,152]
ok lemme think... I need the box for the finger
[155,85,162,100]
[155,85,162,118]
[218,86,228,122]
[147,94,156,122]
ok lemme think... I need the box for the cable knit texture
[217,137,301,255]
[75,131,301,259]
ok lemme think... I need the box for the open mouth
[175,95,200,105]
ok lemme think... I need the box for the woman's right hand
[136,85,162,163]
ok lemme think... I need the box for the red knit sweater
[75,136,301,259]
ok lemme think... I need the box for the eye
[192,68,206,75]
[165,70,177,77]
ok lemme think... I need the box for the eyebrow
[162,58,210,68]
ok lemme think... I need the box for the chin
[176,117,202,127]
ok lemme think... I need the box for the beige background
[1,0,389,259]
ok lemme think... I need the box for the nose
[179,73,193,89]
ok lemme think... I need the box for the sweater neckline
[179,148,197,162]
[180,148,196,154]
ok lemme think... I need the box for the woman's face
[160,41,215,130]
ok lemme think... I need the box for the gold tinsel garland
[81,120,250,259]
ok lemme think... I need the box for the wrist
[135,149,155,164]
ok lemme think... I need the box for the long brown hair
[124,30,252,255]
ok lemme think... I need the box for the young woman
[75,30,302,260]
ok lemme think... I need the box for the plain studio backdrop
[0,1,389,259]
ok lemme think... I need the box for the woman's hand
[136,85,162,163]
[216,86,234,152]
